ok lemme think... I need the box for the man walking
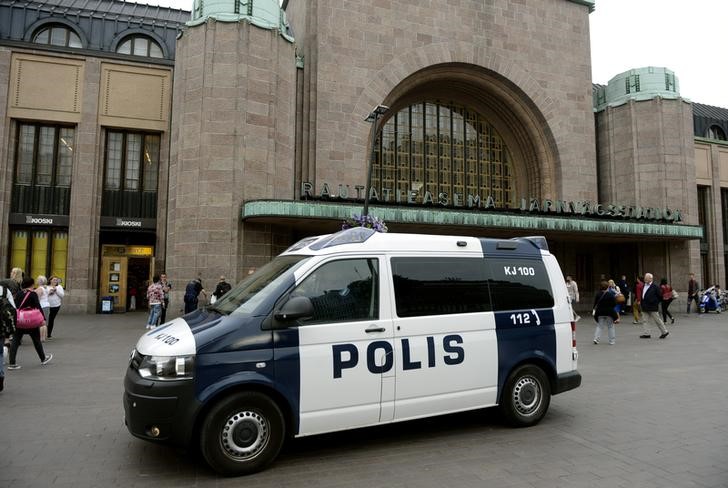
[640,272,669,339]
[687,272,699,313]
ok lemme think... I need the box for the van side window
[293,258,379,324]
[487,258,554,311]
[391,257,491,317]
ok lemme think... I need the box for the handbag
[16,292,45,329]
[672,289,679,299]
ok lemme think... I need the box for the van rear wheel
[200,391,285,476]
[499,364,551,427]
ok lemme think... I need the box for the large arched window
[33,25,82,48]
[372,101,516,207]
[116,35,164,58]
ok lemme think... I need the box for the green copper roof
[568,0,595,12]
[241,200,702,239]
[188,0,294,42]
[594,67,682,111]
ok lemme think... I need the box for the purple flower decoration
[342,214,388,233]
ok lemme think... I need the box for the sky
[144,0,728,108]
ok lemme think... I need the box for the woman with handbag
[660,278,675,324]
[7,277,52,370]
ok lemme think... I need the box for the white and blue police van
[124,227,581,476]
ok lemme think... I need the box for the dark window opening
[706,125,727,141]
[293,259,379,324]
[392,257,491,317]
[33,25,82,48]
[487,258,554,311]
[12,123,74,214]
[102,130,160,219]
[116,36,164,58]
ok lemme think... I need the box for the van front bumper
[123,367,200,447]
[553,370,582,394]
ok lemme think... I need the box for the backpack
[0,285,17,338]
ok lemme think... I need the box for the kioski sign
[300,182,683,223]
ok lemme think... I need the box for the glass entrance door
[100,245,153,312]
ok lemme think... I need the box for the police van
[124,227,581,476]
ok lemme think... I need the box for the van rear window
[486,258,554,311]
[391,257,491,317]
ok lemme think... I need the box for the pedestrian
[715,284,725,311]
[35,275,50,322]
[159,273,172,324]
[607,279,623,313]
[0,267,24,303]
[593,280,619,345]
[7,276,53,370]
[46,276,65,340]
[183,278,206,314]
[128,285,137,311]
[565,275,580,321]
[659,277,675,324]
[632,275,644,324]
[639,272,669,339]
[687,272,700,313]
[0,284,17,392]
[211,276,232,303]
[617,274,630,314]
[145,275,164,330]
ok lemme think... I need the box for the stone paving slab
[0,310,726,487]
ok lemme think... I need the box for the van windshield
[208,255,311,315]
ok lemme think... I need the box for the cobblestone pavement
[1,310,727,488]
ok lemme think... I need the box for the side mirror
[274,296,314,322]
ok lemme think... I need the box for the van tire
[499,364,551,427]
[200,391,285,476]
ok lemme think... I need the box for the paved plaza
[1,309,727,488]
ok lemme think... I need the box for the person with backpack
[0,284,17,392]
[7,277,52,370]
[183,278,206,314]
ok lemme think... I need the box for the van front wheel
[200,392,285,476]
[499,364,551,427]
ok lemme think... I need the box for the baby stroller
[699,286,722,313]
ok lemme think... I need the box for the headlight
[137,355,195,381]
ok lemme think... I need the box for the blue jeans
[594,316,616,344]
[147,304,162,327]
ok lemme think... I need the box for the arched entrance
[371,63,560,200]
[372,100,517,208]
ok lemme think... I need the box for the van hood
[136,317,196,356]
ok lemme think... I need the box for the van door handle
[365,326,386,333]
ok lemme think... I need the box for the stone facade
[595,98,700,287]
[166,19,296,301]
[287,0,597,203]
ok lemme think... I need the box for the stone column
[166,20,296,303]
[0,47,12,277]
[65,58,103,312]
